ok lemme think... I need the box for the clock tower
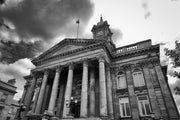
[91,16,113,42]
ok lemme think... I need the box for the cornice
[34,41,107,66]
[0,86,17,94]
[112,44,159,61]
[32,38,159,68]
[32,39,102,63]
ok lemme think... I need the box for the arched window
[132,69,145,87]
[116,71,127,89]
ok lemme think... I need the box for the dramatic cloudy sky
[0,0,180,112]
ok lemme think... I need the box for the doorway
[71,101,80,118]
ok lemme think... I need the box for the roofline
[0,80,17,89]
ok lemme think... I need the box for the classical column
[24,74,37,115]
[80,60,88,117]
[56,84,65,117]
[98,57,108,117]
[63,63,74,118]
[20,85,28,104]
[35,70,49,114]
[106,66,114,119]
[89,67,95,117]
[31,87,40,112]
[41,84,50,113]
[48,66,62,115]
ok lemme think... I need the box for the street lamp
[17,103,26,120]
[150,112,155,120]
[42,111,48,120]
[160,117,164,120]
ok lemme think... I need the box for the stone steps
[59,117,102,120]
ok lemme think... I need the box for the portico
[28,56,112,119]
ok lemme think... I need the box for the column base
[60,117,102,120]
[100,116,109,120]
[45,110,54,116]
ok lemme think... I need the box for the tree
[165,39,180,94]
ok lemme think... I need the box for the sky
[0,0,180,112]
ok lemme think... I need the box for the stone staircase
[60,118,102,120]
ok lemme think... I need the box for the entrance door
[71,101,80,118]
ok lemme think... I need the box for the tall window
[137,96,151,116]
[116,71,127,89]
[132,69,145,87]
[119,97,131,117]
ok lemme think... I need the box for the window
[132,69,145,87]
[0,93,8,102]
[116,72,127,89]
[119,97,131,117]
[137,96,151,116]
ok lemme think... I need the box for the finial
[100,14,103,22]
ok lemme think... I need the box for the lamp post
[159,117,164,120]
[42,111,48,120]
[150,112,155,120]
[17,103,26,120]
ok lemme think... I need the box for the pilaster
[152,58,180,119]
[122,64,139,120]
[110,66,119,120]
[139,60,161,119]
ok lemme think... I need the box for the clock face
[96,30,103,36]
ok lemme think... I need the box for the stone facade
[20,18,180,120]
[0,79,18,120]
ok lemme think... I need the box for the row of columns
[30,57,113,118]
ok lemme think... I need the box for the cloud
[0,40,44,63]
[111,28,123,44]
[0,58,35,100]
[142,0,151,19]
[0,58,35,80]
[0,0,94,42]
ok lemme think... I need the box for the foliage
[165,40,180,94]
[165,40,180,67]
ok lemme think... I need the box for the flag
[76,20,80,24]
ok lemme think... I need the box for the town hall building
[20,18,180,120]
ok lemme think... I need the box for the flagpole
[76,20,80,39]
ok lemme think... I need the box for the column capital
[98,56,105,63]
[137,60,153,68]
[55,66,62,72]
[121,64,132,71]
[83,59,89,67]
[149,57,160,66]
[106,65,110,70]
[110,67,116,74]
[68,62,74,70]
[36,79,42,88]
[43,69,50,76]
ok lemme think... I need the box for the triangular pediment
[32,38,101,63]
[49,44,84,57]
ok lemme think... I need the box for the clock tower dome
[91,16,113,42]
